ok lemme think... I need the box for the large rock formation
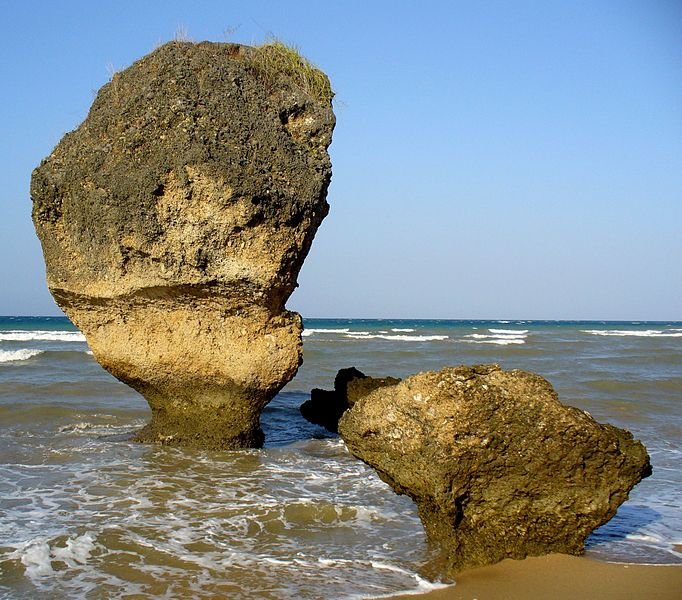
[31,41,335,449]
[338,364,651,575]
[301,367,401,432]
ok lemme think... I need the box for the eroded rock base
[69,298,302,449]
[133,389,265,449]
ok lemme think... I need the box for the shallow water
[1,317,681,598]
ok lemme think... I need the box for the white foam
[489,329,529,335]
[625,533,664,543]
[57,420,142,437]
[370,560,413,575]
[463,328,528,345]
[582,329,682,338]
[367,575,452,598]
[462,339,523,344]
[58,422,95,433]
[10,533,96,579]
[0,330,86,342]
[391,328,415,332]
[0,348,43,363]
[302,328,350,337]
[17,539,54,577]
[344,333,448,342]
[51,532,96,567]
[263,557,291,566]
[362,561,453,599]
[352,505,392,523]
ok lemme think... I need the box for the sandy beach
[390,554,682,600]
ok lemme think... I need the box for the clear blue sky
[1,0,680,320]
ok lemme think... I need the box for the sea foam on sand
[12,533,96,579]
[385,555,682,600]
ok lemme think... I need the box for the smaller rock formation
[300,367,400,432]
[338,364,651,575]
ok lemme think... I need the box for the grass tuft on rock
[251,40,333,104]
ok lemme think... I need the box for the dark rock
[300,367,400,432]
[334,367,368,399]
[338,364,651,575]
[301,388,347,433]
[31,41,335,449]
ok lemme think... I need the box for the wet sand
[390,555,682,600]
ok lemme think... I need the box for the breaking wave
[303,328,447,342]
[302,328,350,337]
[463,328,528,345]
[582,329,682,338]
[0,330,86,342]
[344,333,449,342]
[0,349,44,363]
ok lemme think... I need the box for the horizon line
[2,314,681,324]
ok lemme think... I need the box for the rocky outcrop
[338,364,651,575]
[300,367,401,432]
[31,41,335,449]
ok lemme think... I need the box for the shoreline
[389,554,682,600]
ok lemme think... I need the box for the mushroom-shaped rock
[31,41,335,449]
[338,364,651,575]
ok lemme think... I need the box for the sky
[0,0,680,320]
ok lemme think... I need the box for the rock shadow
[262,391,336,448]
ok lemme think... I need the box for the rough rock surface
[300,367,401,432]
[338,364,651,575]
[31,41,335,449]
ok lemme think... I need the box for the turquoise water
[1,317,681,598]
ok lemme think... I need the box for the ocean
[0,316,680,598]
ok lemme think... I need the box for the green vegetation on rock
[250,40,334,104]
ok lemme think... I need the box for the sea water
[0,316,680,598]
